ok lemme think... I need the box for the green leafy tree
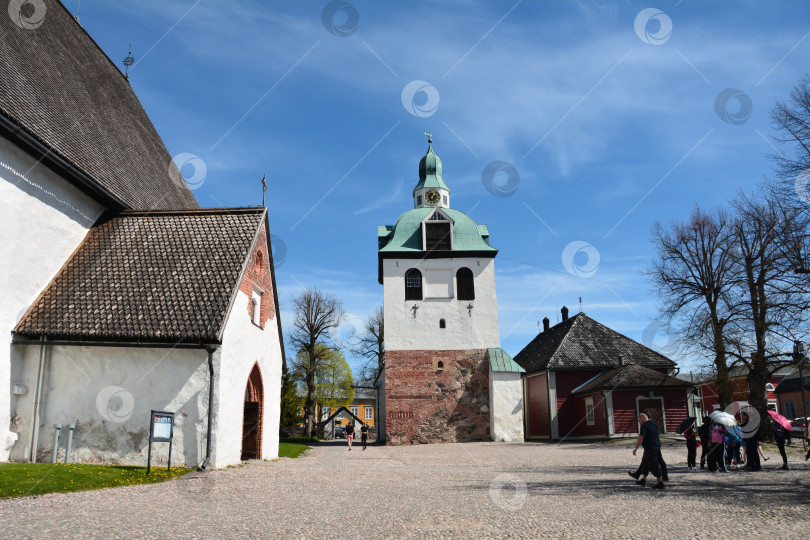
[278,366,301,430]
[291,344,354,425]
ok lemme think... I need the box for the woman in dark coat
[684,424,698,470]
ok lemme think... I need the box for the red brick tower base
[385,349,490,445]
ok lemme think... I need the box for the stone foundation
[385,349,490,444]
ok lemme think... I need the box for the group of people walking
[629,412,804,490]
[344,422,369,451]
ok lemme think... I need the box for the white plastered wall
[0,135,105,461]
[9,344,209,465]
[214,290,283,467]
[383,257,500,351]
[489,370,525,442]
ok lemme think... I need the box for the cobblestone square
[2,440,809,539]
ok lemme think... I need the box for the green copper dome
[413,142,450,194]
[378,208,496,253]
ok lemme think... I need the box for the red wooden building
[695,365,792,415]
[515,309,694,440]
[775,375,810,421]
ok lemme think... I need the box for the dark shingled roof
[571,364,693,396]
[513,313,675,374]
[775,376,810,394]
[13,208,266,343]
[0,0,198,210]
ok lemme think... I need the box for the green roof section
[488,348,525,373]
[413,143,450,193]
[378,208,497,253]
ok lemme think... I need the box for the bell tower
[377,138,523,445]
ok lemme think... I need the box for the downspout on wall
[200,346,218,470]
[29,336,47,462]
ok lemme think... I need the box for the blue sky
[74,0,810,374]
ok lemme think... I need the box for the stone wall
[385,349,490,444]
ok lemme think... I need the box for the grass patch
[0,463,192,499]
[278,442,309,459]
[280,436,320,445]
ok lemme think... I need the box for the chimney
[542,317,550,332]
[618,355,624,366]
[561,306,569,322]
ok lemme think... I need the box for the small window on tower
[405,269,423,300]
[417,195,422,205]
[437,361,444,371]
[443,195,447,205]
[439,319,446,329]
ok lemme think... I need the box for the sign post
[146,410,174,474]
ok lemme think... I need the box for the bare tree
[648,207,737,407]
[725,191,810,427]
[288,288,345,437]
[353,306,384,386]
[770,74,810,184]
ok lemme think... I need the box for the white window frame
[365,406,373,420]
[322,406,330,420]
[585,397,595,426]
[350,406,358,418]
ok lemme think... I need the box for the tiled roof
[488,348,525,373]
[14,208,265,343]
[513,313,675,374]
[571,364,692,396]
[0,0,198,210]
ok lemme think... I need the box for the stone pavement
[2,440,809,539]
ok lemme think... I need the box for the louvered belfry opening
[241,363,264,460]
[424,222,451,250]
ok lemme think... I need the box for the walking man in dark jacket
[698,416,711,469]
[629,413,665,490]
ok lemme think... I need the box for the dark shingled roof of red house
[14,208,266,343]
[0,0,198,210]
[513,313,675,374]
[571,363,692,396]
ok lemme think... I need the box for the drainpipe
[29,336,47,463]
[200,346,217,470]
[602,390,610,438]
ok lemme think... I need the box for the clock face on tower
[425,190,440,205]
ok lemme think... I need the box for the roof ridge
[119,207,266,217]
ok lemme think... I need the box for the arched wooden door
[241,364,264,460]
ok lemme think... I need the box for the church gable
[237,226,276,329]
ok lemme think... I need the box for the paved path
[2,440,810,539]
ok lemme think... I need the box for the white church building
[1,0,285,467]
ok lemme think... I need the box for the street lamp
[794,340,808,451]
